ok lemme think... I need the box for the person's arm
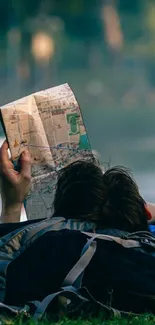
[0,141,31,223]
[1,203,22,223]
[146,202,155,223]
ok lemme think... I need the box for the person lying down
[0,141,155,316]
[0,140,155,237]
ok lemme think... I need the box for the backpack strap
[82,232,155,251]
[62,232,142,290]
[0,302,29,316]
[0,218,96,257]
[125,231,155,248]
[33,232,141,320]
[0,217,65,256]
[126,231,155,240]
[33,285,122,321]
[82,232,141,248]
[62,237,97,287]
[33,286,89,320]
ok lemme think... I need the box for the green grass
[1,315,155,325]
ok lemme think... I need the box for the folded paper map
[0,83,92,219]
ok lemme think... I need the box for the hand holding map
[0,83,92,220]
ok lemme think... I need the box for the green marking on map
[67,113,79,135]
[79,134,91,150]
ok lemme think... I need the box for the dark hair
[54,161,148,232]
[53,160,104,222]
[101,166,148,232]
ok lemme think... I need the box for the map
[0,83,92,219]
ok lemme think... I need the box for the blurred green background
[1,0,155,200]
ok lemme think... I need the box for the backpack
[0,218,155,320]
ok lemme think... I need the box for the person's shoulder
[0,218,45,238]
[96,228,129,237]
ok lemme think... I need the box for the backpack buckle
[140,238,155,250]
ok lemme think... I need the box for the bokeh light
[31,32,55,62]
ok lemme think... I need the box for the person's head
[53,159,104,222]
[101,166,149,232]
[54,160,149,232]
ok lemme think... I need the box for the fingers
[0,140,31,187]
[0,140,9,167]
[0,140,13,177]
[20,150,31,181]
